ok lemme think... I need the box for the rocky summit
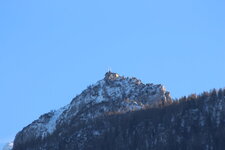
[13,72,171,150]
[11,72,225,150]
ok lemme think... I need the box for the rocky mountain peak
[104,71,120,81]
[10,72,225,150]
[13,72,172,149]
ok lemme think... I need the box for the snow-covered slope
[13,72,171,148]
[11,72,225,150]
[2,142,13,150]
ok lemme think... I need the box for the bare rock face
[13,72,171,150]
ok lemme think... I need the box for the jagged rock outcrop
[13,72,171,150]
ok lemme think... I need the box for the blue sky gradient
[0,0,225,148]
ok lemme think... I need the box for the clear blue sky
[0,0,225,148]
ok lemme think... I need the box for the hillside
[12,72,225,150]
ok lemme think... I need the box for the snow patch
[2,142,13,150]
[45,105,68,134]
[93,131,100,136]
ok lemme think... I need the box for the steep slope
[13,72,171,150]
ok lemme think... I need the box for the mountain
[2,142,13,150]
[11,72,225,150]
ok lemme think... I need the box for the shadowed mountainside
[12,72,225,150]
